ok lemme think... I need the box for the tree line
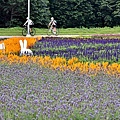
[0,0,120,28]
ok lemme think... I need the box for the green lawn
[0,26,120,36]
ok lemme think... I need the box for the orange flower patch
[0,36,42,54]
[0,54,120,77]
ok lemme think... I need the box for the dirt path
[39,35,80,38]
[1,33,120,39]
[0,35,80,39]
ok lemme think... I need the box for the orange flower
[0,54,120,76]
[0,37,42,54]
[102,62,109,70]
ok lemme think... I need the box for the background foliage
[0,0,120,28]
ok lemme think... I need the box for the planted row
[32,37,120,63]
[0,54,120,76]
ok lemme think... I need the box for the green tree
[112,0,120,26]
[0,0,120,28]
[30,0,51,28]
[90,0,120,27]
[49,0,94,28]
[0,0,51,28]
[0,0,25,27]
[89,0,103,27]
[100,0,115,27]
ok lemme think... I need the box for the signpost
[26,0,31,37]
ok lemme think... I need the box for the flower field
[0,37,120,120]
[32,37,120,63]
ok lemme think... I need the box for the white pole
[26,0,31,37]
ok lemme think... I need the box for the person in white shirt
[48,17,57,35]
[23,17,34,32]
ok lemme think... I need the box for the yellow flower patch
[0,54,120,77]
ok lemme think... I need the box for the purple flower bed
[0,63,120,120]
[32,37,120,62]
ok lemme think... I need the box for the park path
[1,33,120,39]
[0,35,80,39]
